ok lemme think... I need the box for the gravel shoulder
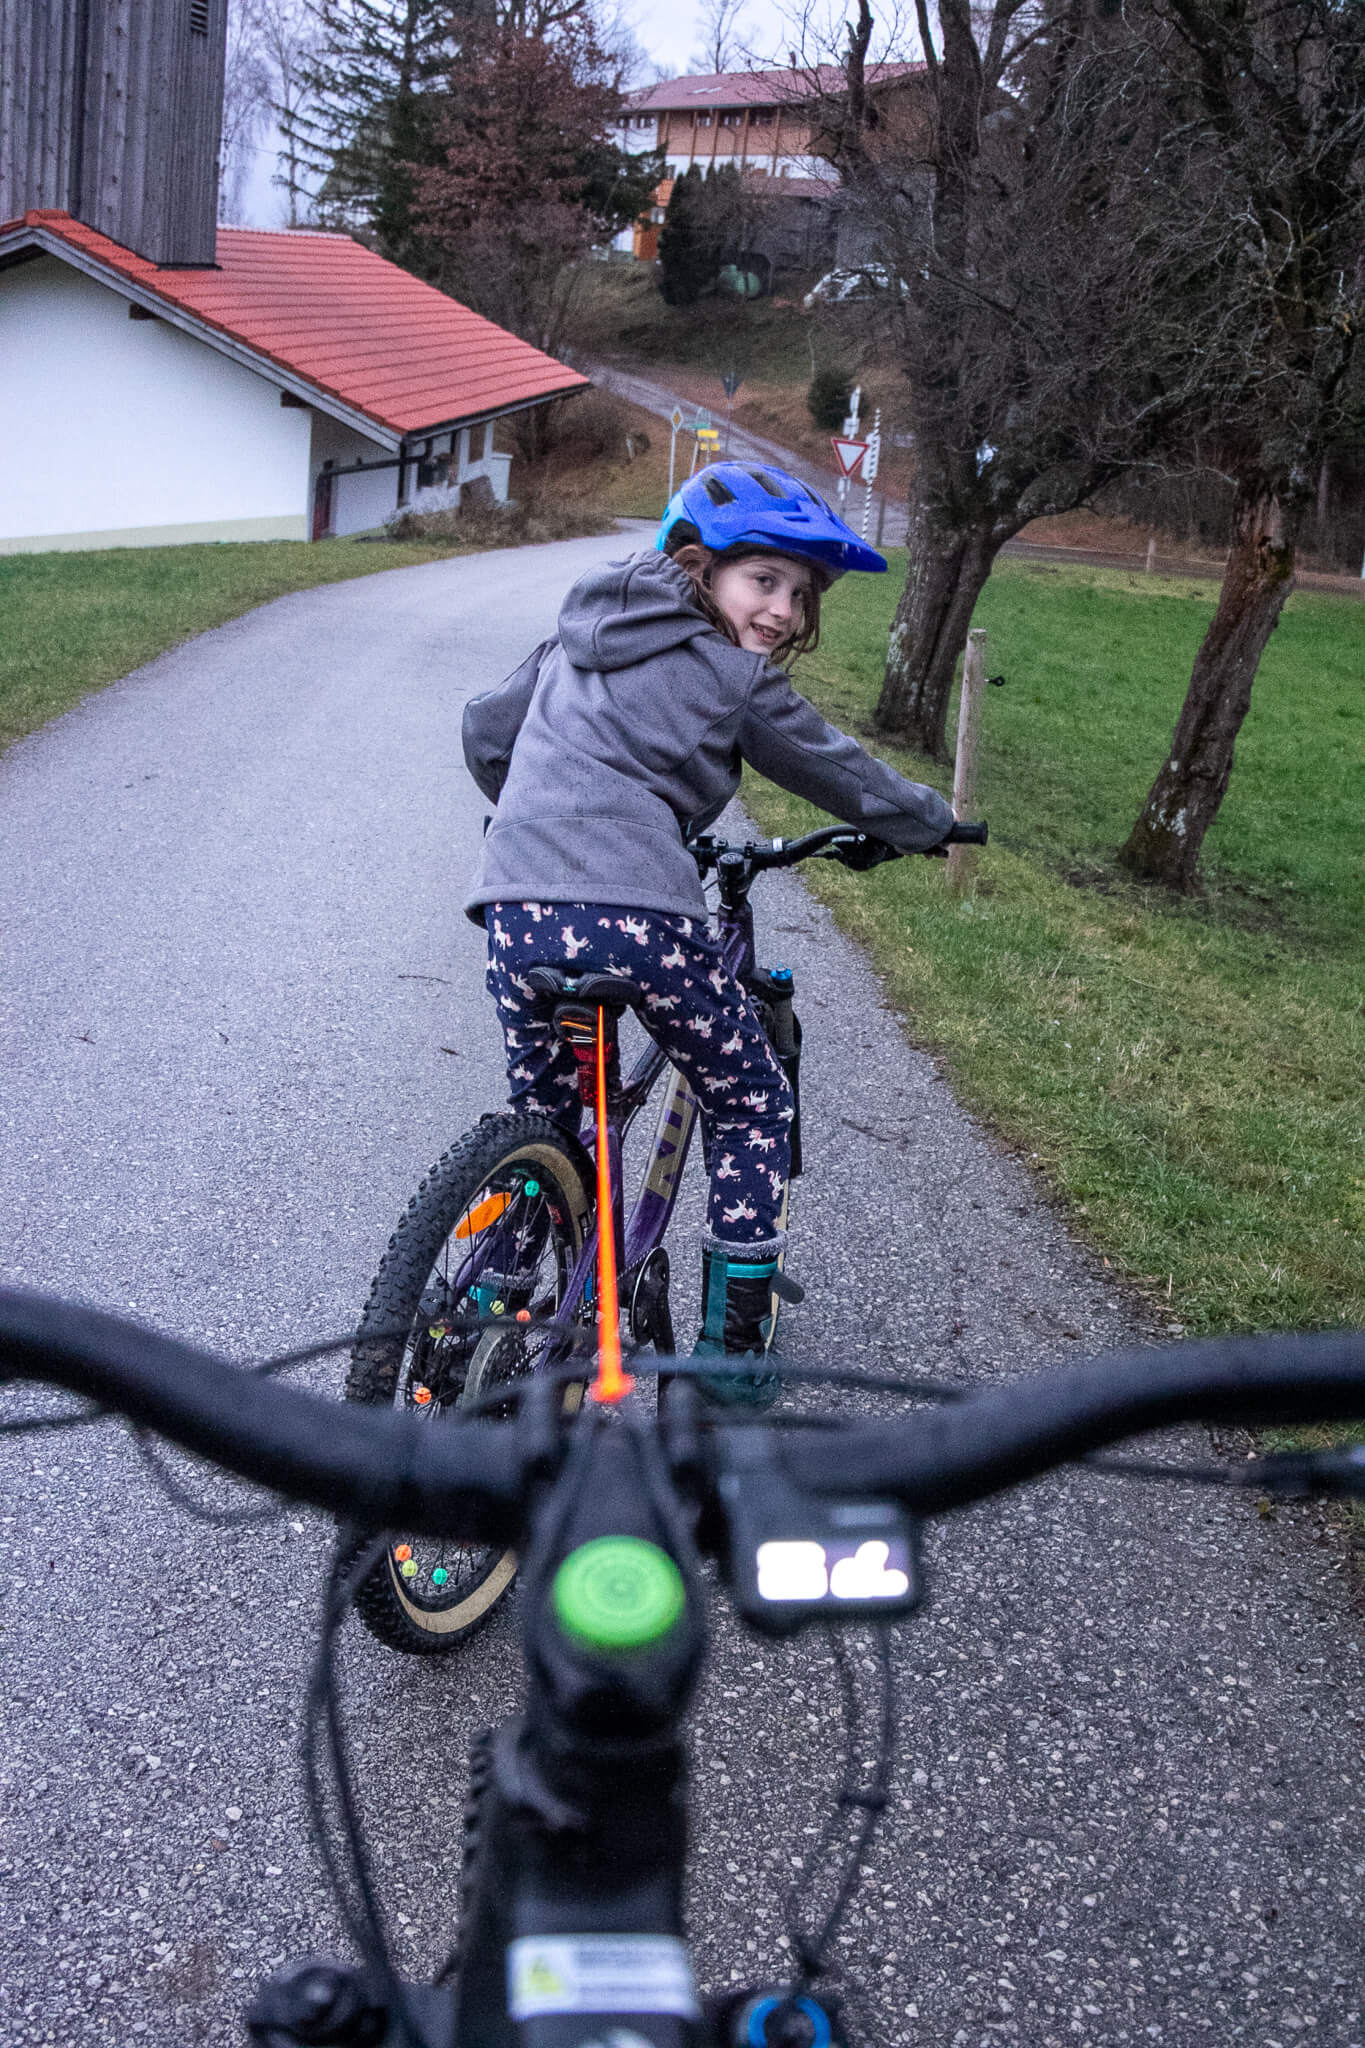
[1,534,1361,2048]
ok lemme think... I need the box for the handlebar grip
[778,1330,1365,1515]
[943,820,988,846]
[0,1288,527,1542]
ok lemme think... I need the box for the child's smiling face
[709,553,815,656]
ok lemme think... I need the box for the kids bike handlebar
[687,822,987,891]
[4,1290,1362,1544]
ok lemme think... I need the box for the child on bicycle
[462,460,953,1400]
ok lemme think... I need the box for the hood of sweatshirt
[557,549,730,674]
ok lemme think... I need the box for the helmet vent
[748,470,788,498]
[702,475,736,505]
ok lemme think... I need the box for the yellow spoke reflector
[454,1191,513,1239]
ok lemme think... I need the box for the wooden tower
[0,0,229,265]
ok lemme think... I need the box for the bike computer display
[714,1434,923,1634]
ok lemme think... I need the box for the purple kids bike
[343,821,985,1655]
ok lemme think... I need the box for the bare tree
[692,0,749,74]
[219,0,274,221]
[1117,0,1365,890]
[258,0,324,227]
[818,0,1241,760]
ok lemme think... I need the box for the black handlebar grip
[944,820,988,846]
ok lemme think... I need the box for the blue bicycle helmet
[656,461,887,577]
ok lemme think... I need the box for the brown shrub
[387,491,611,548]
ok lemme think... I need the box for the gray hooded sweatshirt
[462,550,954,923]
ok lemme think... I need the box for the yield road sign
[831,436,868,479]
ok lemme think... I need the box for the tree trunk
[875,502,995,759]
[1118,479,1299,891]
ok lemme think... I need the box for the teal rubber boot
[692,1241,783,1410]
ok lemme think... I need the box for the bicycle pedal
[770,1272,804,1305]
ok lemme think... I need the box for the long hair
[663,528,825,661]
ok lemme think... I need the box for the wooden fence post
[948,628,986,898]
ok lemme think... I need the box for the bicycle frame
[445,872,779,1342]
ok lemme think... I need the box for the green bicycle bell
[552,1537,686,1652]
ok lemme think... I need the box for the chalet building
[0,0,584,552]
[612,64,928,271]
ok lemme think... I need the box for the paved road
[2,536,1362,2048]
[590,362,909,547]
[593,364,1365,598]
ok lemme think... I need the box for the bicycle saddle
[524,966,647,1016]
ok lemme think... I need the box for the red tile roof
[0,210,587,439]
[628,63,922,112]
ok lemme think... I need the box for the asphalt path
[592,364,1365,598]
[2,534,1362,2048]
[589,362,909,548]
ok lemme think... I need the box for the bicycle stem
[452,1411,709,2047]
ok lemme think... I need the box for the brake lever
[1239,1445,1365,1498]
[827,834,902,872]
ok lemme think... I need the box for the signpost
[721,368,742,453]
[860,408,882,541]
[830,435,867,504]
[668,407,685,500]
[691,424,720,477]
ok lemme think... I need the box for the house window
[635,114,655,130]
[188,0,209,32]
[696,111,713,127]
[720,109,743,127]
[749,107,775,126]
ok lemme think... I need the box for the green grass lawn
[749,557,1364,1340]
[0,536,475,754]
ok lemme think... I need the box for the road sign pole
[861,407,881,541]
[668,406,684,505]
[692,424,720,477]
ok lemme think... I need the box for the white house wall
[0,255,313,551]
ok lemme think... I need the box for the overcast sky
[629,0,801,74]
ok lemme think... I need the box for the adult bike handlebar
[5,1289,1362,1541]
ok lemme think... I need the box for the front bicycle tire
[344,1113,594,1655]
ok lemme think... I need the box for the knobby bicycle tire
[343,1113,594,1655]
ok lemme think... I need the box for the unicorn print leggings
[484,901,794,1248]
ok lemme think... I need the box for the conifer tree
[280,0,475,259]
[657,164,741,305]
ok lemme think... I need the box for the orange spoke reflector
[413,1385,433,1406]
[590,1006,633,1405]
[394,1545,412,1562]
[453,1191,513,1239]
